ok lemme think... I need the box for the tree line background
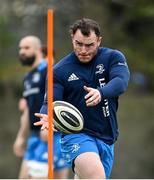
[0,0,154,178]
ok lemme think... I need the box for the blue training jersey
[41,47,130,144]
[23,60,47,132]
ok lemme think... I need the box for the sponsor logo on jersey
[95,64,105,74]
[68,73,79,81]
[99,78,110,117]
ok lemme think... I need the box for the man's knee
[74,152,106,179]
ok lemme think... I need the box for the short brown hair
[69,18,101,37]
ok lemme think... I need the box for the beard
[19,54,36,66]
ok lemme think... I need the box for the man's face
[18,38,36,66]
[72,29,102,63]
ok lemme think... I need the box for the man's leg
[54,168,70,179]
[18,160,29,179]
[61,133,107,179]
[74,152,106,179]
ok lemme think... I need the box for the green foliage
[0,0,153,90]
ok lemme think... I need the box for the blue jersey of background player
[22,57,48,177]
[35,18,130,179]
[23,58,47,133]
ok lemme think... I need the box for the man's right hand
[34,113,57,132]
[34,113,49,130]
[13,137,26,157]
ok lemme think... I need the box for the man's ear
[98,36,102,46]
[71,34,74,39]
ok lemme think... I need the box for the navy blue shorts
[60,133,114,178]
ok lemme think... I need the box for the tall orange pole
[47,9,54,179]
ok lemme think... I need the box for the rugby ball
[53,101,84,134]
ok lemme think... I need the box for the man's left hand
[84,86,101,107]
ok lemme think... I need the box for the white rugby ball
[53,101,84,134]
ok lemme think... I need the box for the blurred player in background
[34,18,130,179]
[13,35,48,178]
[13,37,69,179]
